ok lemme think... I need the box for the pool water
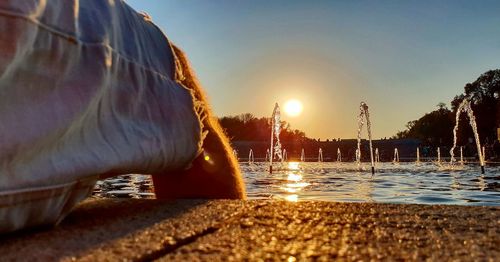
[243,162,500,206]
[94,162,500,206]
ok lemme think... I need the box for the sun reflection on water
[287,173,302,182]
[288,161,300,170]
[286,182,310,188]
[285,194,298,202]
[281,162,310,202]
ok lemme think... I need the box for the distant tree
[239,113,255,124]
[451,69,500,144]
[437,102,448,110]
[392,129,409,139]
[393,103,454,146]
[405,120,417,131]
[218,114,311,142]
[395,69,500,146]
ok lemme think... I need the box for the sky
[126,0,500,140]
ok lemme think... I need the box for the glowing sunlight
[284,99,303,117]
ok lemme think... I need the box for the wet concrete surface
[0,199,498,261]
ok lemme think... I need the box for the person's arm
[151,45,246,199]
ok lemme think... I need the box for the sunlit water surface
[94,162,500,206]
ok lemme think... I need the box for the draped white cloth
[0,0,203,233]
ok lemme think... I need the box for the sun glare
[284,99,303,117]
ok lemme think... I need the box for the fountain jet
[356,102,375,175]
[437,147,441,165]
[355,148,361,164]
[449,99,485,174]
[336,148,342,162]
[318,148,323,162]
[375,148,380,163]
[233,149,238,159]
[269,103,283,173]
[393,148,399,164]
[300,148,305,162]
[416,147,420,163]
[482,146,486,164]
[248,149,254,164]
[460,146,464,165]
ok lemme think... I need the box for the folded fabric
[0,0,203,233]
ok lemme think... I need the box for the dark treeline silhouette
[394,69,500,159]
[218,113,312,143]
[230,139,420,162]
[393,103,454,146]
[218,114,420,162]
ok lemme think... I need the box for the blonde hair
[151,44,245,199]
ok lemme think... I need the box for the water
[93,174,155,199]
[437,147,441,164]
[269,103,283,168]
[393,148,400,163]
[233,149,238,159]
[94,161,500,206]
[449,99,484,172]
[242,162,500,206]
[460,147,464,165]
[248,149,254,164]
[356,102,375,173]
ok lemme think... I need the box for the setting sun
[284,99,303,117]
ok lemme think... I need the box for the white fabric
[0,0,203,233]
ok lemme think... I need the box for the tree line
[218,113,312,143]
[393,69,500,150]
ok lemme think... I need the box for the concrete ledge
[0,199,498,261]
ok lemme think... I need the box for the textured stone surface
[0,199,250,261]
[0,199,498,261]
[161,202,500,261]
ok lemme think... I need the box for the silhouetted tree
[218,114,310,142]
[393,104,454,146]
[395,69,500,147]
[451,69,500,144]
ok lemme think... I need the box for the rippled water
[94,162,500,206]
[243,162,500,206]
[93,174,155,199]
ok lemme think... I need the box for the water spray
[460,146,464,165]
[437,147,441,165]
[269,103,283,173]
[248,149,254,164]
[416,147,420,163]
[393,148,399,164]
[449,99,485,174]
[357,102,375,175]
